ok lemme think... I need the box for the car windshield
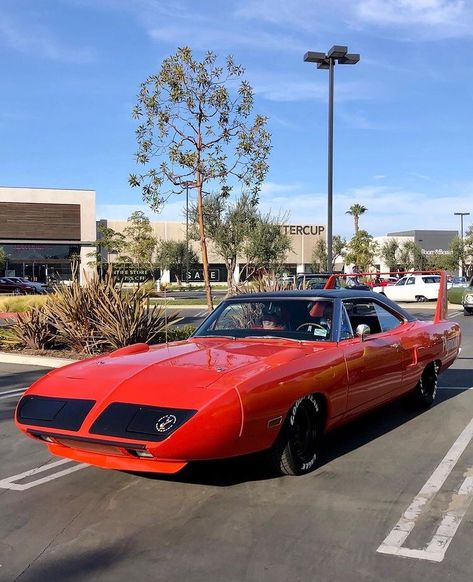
[194,298,335,342]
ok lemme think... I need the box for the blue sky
[1,0,473,238]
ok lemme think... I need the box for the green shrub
[0,296,48,313]
[154,325,196,343]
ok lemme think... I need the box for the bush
[14,309,56,350]
[154,325,195,343]
[0,296,48,313]
[11,271,181,354]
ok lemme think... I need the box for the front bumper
[28,429,187,473]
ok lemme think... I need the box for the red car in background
[0,277,37,294]
[16,272,460,477]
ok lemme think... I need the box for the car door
[340,299,404,416]
[0,278,10,293]
[385,276,407,301]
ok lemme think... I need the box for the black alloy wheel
[268,395,323,476]
[411,362,439,408]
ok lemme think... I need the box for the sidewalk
[0,352,77,368]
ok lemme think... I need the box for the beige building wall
[105,220,326,272]
[0,186,96,283]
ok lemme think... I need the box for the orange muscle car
[15,274,460,476]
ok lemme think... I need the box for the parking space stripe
[0,389,25,400]
[377,415,473,562]
[438,386,473,391]
[0,459,88,491]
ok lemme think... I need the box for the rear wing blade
[323,270,448,322]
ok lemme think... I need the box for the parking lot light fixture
[454,212,470,276]
[304,45,360,272]
[454,212,470,241]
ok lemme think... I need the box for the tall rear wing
[323,270,448,323]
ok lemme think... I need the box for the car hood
[26,338,315,409]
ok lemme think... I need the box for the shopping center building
[102,219,326,283]
[0,187,460,284]
[0,187,96,284]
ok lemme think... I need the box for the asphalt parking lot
[0,307,471,582]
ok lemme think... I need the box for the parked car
[296,273,370,291]
[6,277,48,294]
[0,277,37,295]
[372,276,398,287]
[462,277,473,316]
[373,274,440,302]
[16,281,460,477]
[450,276,469,288]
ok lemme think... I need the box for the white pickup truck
[373,274,440,302]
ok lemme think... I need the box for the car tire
[267,395,323,476]
[13,288,22,295]
[410,362,439,408]
[415,295,427,302]
[464,308,472,316]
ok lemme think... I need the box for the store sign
[283,225,325,236]
[422,249,451,256]
[111,265,159,283]
[187,269,221,282]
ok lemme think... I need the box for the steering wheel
[296,322,326,332]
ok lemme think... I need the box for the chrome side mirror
[356,324,371,339]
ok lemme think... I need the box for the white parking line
[0,389,26,400]
[438,386,473,391]
[0,459,88,491]
[377,416,473,562]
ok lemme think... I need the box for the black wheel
[267,395,323,476]
[411,362,439,408]
[416,295,427,302]
[464,308,472,316]
[13,288,22,295]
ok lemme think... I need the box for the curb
[0,352,77,368]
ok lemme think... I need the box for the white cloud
[256,182,473,237]
[352,0,473,40]
[251,74,373,103]
[0,15,96,63]
[148,25,305,53]
[97,200,187,222]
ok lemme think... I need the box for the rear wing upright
[323,270,448,323]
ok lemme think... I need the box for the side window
[339,305,354,340]
[396,277,406,286]
[373,303,403,332]
[343,299,403,335]
[406,277,415,285]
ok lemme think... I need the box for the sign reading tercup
[283,225,325,236]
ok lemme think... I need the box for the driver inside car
[262,313,287,330]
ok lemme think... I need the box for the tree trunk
[354,215,359,235]
[226,257,236,296]
[196,183,213,311]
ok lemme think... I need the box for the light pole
[304,46,360,273]
[454,211,470,276]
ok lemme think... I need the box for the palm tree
[346,204,367,235]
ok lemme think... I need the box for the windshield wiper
[241,335,301,343]
[195,334,236,340]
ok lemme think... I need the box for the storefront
[0,187,96,284]
[2,243,82,283]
